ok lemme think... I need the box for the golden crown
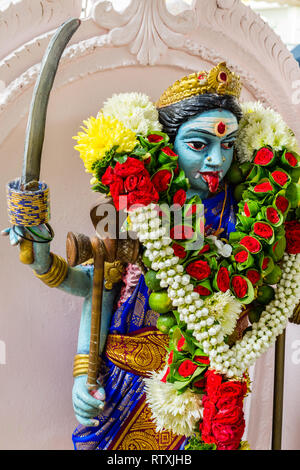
[156,62,242,109]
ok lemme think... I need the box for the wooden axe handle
[86,237,105,390]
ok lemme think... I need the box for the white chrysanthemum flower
[100,92,162,136]
[203,290,242,336]
[144,369,203,437]
[236,101,299,163]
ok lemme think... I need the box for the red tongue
[201,172,220,193]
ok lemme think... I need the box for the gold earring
[222,157,226,162]
[207,156,212,162]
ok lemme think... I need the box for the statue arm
[72,276,120,427]
[3,226,92,298]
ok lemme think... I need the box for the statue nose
[206,155,222,167]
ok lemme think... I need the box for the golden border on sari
[108,395,184,451]
[105,329,169,377]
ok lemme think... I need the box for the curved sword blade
[22,18,81,190]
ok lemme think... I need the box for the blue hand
[1,225,51,245]
[72,375,105,427]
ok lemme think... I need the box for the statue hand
[1,225,52,268]
[72,375,105,427]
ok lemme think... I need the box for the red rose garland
[102,157,159,210]
[285,220,300,254]
[200,370,247,450]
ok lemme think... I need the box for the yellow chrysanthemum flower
[73,114,138,174]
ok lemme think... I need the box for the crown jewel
[156,62,242,109]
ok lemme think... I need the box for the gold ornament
[156,62,242,109]
[73,354,101,378]
[34,253,68,288]
[104,260,124,290]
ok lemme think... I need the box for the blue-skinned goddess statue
[6,62,299,451]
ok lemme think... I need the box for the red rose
[152,169,172,192]
[194,356,210,365]
[266,207,280,225]
[173,189,187,207]
[109,179,126,210]
[186,204,198,216]
[271,170,289,187]
[253,222,273,240]
[124,175,138,192]
[127,187,159,209]
[254,181,273,193]
[203,400,217,421]
[234,250,249,263]
[186,260,211,281]
[205,369,223,402]
[161,146,178,157]
[194,285,212,297]
[102,166,116,185]
[275,195,289,214]
[285,152,298,167]
[148,134,164,143]
[212,420,245,448]
[161,367,170,383]
[244,202,251,218]
[231,276,248,299]
[214,405,244,425]
[216,394,244,410]
[201,424,216,444]
[178,360,198,378]
[219,381,245,401]
[114,157,145,178]
[246,269,260,285]
[102,158,159,211]
[170,225,194,241]
[217,440,242,451]
[216,267,230,292]
[262,257,270,270]
[172,243,187,259]
[137,170,152,190]
[199,243,210,254]
[240,235,261,254]
[285,220,300,254]
[177,335,186,351]
[254,147,274,166]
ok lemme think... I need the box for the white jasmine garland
[130,206,300,380]
[236,101,299,163]
[144,368,203,437]
[101,92,162,136]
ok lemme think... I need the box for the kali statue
[5,58,300,450]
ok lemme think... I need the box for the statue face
[174,108,239,198]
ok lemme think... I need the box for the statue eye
[187,142,206,151]
[222,141,235,150]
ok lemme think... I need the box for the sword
[21,18,81,190]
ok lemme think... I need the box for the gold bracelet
[34,253,68,288]
[73,354,101,378]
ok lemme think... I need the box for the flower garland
[74,95,300,450]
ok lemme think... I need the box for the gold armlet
[34,253,68,288]
[73,354,101,378]
[104,260,124,290]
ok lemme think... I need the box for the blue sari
[72,186,237,450]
